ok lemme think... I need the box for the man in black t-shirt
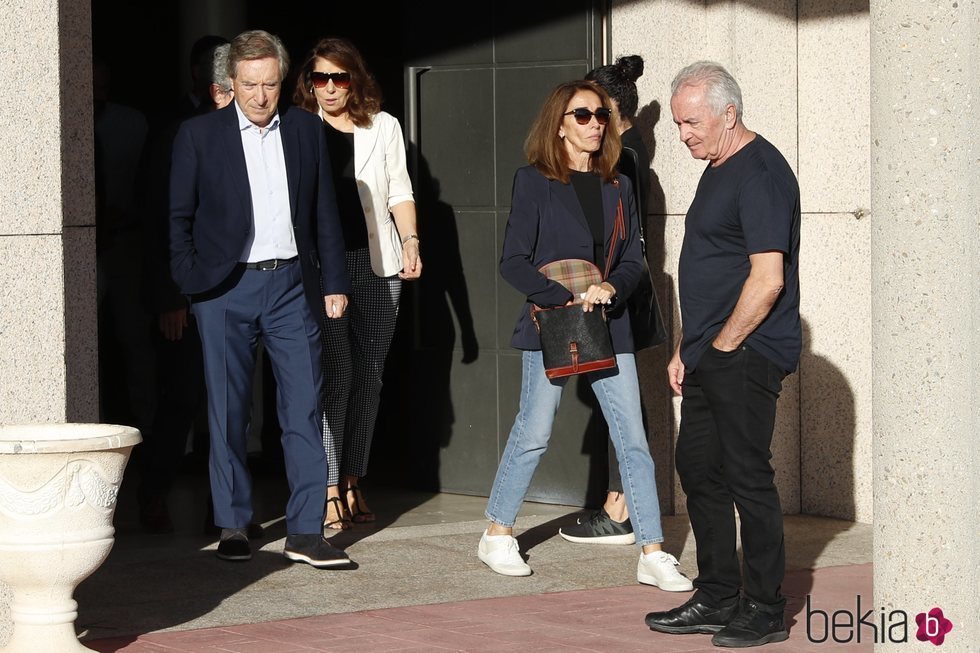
[644,62,801,649]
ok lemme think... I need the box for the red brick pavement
[87,564,873,652]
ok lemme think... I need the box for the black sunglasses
[311,71,352,90]
[563,107,611,126]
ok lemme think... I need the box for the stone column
[0,0,98,645]
[871,2,978,650]
[0,2,98,426]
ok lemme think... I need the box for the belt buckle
[266,259,279,271]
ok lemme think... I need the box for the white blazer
[321,109,415,277]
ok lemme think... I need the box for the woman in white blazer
[294,37,422,529]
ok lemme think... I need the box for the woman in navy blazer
[478,81,692,593]
[293,37,422,530]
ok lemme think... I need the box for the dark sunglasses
[311,71,352,90]
[564,107,611,126]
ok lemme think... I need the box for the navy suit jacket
[500,165,644,352]
[169,103,349,323]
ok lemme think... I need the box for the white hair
[210,43,232,92]
[670,61,744,120]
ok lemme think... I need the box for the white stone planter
[0,423,140,653]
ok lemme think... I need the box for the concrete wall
[613,0,873,523]
[0,2,99,426]
[0,1,98,644]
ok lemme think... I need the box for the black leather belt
[243,257,298,271]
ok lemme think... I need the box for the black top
[569,170,605,271]
[678,135,802,373]
[619,127,651,225]
[323,123,368,251]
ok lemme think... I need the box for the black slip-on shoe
[645,597,739,634]
[216,535,251,562]
[283,534,351,568]
[711,599,788,648]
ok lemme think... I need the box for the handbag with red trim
[530,187,626,379]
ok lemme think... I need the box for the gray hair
[227,29,290,82]
[670,61,744,120]
[210,43,232,91]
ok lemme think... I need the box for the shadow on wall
[799,317,858,521]
[372,147,478,492]
[783,317,858,628]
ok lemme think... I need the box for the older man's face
[670,83,730,163]
[232,57,281,128]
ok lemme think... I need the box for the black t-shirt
[678,134,802,373]
[323,123,368,251]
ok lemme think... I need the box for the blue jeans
[485,351,664,546]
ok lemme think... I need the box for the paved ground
[86,565,873,652]
[69,462,873,652]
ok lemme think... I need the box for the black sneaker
[711,599,788,648]
[216,531,252,562]
[645,596,739,634]
[283,534,352,568]
[558,508,635,544]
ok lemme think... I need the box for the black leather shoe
[283,534,351,568]
[216,535,252,562]
[645,597,739,634]
[711,599,788,648]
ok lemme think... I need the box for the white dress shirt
[235,102,297,262]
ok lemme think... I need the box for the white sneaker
[478,530,531,576]
[637,551,694,591]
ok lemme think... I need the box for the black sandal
[346,486,375,523]
[323,496,351,530]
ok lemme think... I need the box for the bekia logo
[915,608,953,646]
[806,595,954,645]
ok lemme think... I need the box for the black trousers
[676,344,787,610]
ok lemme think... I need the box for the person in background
[138,38,246,536]
[559,54,655,548]
[93,54,156,499]
[169,29,350,568]
[208,43,234,109]
[293,37,421,530]
[166,34,232,123]
[477,80,692,594]
[644,61,801,647]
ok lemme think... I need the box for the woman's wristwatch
[401,233,419,246]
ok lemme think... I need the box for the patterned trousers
[320,247,402,484]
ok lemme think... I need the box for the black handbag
[620,145,667,351]
[629,245,667,350]
[532,301,615,379]
[530,190,626,379]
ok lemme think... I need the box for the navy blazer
[169,103,350,323]
[500,165,644,352]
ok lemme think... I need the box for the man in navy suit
[170,29,350,568]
